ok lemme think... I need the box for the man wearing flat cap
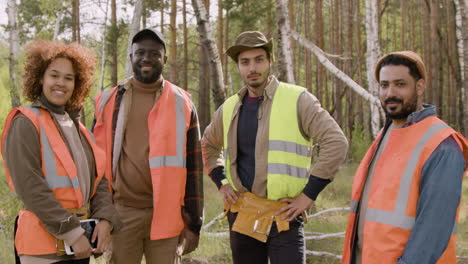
[92,28,203,264]
[202,31,348,263]
[341,51,468,264]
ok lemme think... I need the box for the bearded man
[341,51,468,264]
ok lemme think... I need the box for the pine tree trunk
[170,0,178,83]
[315,0,324,103]
[304,0,312,91]
[110,0,118,87]
[7,0,21,108]
[161,0,165,34]
[99,0,110,92]
[72,0,80,43]
[192,0,226,109]
[183,0,188,90]
[430,0,441,111]
[288,0,296,79]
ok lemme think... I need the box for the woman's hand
[91,219,112,254]
[72,235,93,259]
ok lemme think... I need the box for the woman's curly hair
[22,39,97,111]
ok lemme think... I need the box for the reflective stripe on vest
[148,87,187,169]
[222,82,312,200]
[23,105,80,190]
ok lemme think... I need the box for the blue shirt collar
[402,104,437,127]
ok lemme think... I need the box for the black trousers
[228,212,305,264]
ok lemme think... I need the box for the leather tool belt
[226,192,290,243]
[56,203,90,256]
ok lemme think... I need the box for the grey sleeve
[4,115,80,236]
[399,137,465,263]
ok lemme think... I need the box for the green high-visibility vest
[222,82,312,200]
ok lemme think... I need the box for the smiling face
[379,65,425,125]
[130,38,167,83]
[237,48,272,97]
[41,57,75,107]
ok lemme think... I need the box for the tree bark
[454,0,467,135]
[304,0,312,91]
[288,0,296,78]
[125,0,144,78]
[315,0,324,102]
[183,0,188,90]
[72,0,80,43]
[365,0,383,138]
[290,31,381,108]
[99,0,110,92]
[110,0,118,87]
[161,0,165,34]
[430,0,441,110]
[53,13,63,40]
[192,0,226,109]
[169,0,178,83]
[217,0,224,76]
[7,0,21,108]
[275,0,295,84]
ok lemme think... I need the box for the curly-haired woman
[1,39,121,264]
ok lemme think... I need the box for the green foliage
[350,123,372,162]
[17,0,71,42]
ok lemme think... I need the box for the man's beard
[381,91,418,120]
[134,64,163,84]
[246,67,270,88]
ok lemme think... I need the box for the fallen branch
[305,232,345,240]
[201,212,225,230]
[306,250,342,259]
[307,207,350,220]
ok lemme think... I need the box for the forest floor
[1,162,468,264]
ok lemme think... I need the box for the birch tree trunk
[192,0,225,108]
[160,0,165,34]
[275,0,295,84]
[7,0,21,108]
[365,0,383,138]
[125,0,144,78]
[454,0,467,135]
[53,13,63,40]
[291,31,381,108]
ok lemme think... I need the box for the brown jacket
[202,76,348,197]
[4,96,121,259]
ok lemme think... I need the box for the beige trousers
[110,203,180,264]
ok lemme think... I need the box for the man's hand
[275,193,314,221]
[91,219,112,254]
[177,227,200,255]
[72,235,93,259]
[219,184,240,206]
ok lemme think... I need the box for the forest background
[0,0,467,263]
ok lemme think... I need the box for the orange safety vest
[0,106,106,255]
[342,116,468,264]
[93,80,192,240]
